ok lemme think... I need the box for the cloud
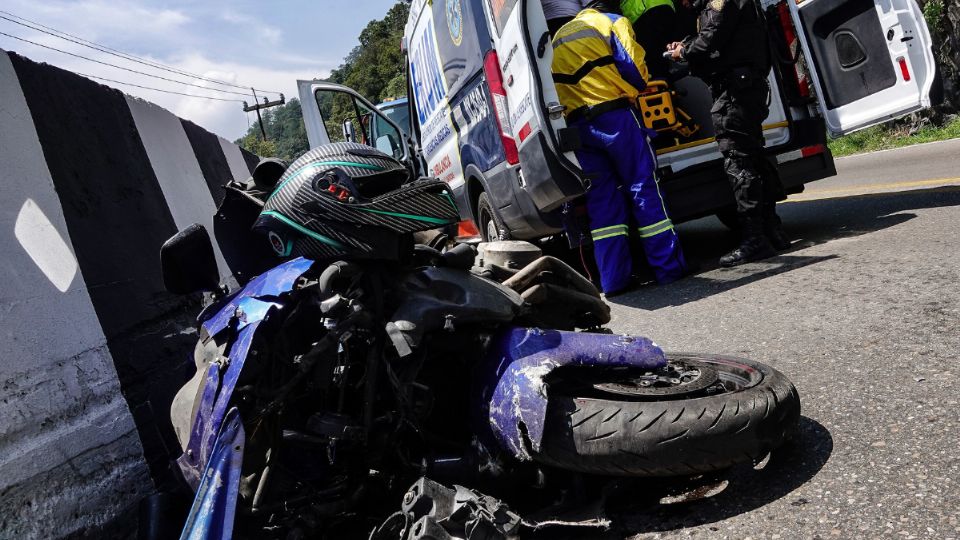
[5,43,330,139]
[166,53,332,139]
[0,0,352,140]
[218,11,282,46]
[3,0,190,44]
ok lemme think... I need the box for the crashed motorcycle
[159,143,800,538]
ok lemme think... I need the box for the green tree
[323,2,410,143]
[237,133,278,158]
[235,98,311,161]
[238,1,410,160]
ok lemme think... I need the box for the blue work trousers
[571,107,686,292]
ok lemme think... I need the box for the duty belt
[566,97,633,124]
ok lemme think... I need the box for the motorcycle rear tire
[535,353,800,477]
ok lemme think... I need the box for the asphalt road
[789,138,960,202]
[601,141,960,539]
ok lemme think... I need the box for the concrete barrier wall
[0,50,260,537]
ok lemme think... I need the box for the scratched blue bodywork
[178,320,262,489]
[179,408,245,540]
[177,363,219,489]
[176,257,313,536]
[180,257,312,487]
[200,256,314,337]
[483,327,667,460]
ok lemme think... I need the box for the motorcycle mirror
[160,223,221,294]
[252,158,287,193]
[342,120,357,143]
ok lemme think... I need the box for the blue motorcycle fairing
[179,407,245,540]
[179,257,312,490]
[177,362,219,489]
[484,327,667,460]
[200,257,315,338]
[178,319,261,489]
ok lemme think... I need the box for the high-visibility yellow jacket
[551,9,650,114]
[620,0,675,23]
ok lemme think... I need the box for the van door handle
[538,32,550,58]
[547,102,565,120]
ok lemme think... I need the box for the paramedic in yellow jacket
[552,0,687,294]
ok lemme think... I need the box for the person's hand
[666,42,684,61]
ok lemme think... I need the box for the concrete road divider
[0,49,260,537]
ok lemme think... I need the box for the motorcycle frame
[175,257,668,538]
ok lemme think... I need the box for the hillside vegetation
[829,115,960,157]
[237,2,409,160]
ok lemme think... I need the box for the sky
[0,0,401,140]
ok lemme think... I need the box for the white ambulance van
[299,0,938,241]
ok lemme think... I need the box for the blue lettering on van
[425,123,452,155]
[422,113,450,144]
[510,93,533,129]
[410,24,446,126]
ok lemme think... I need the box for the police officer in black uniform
[667,0,790,267]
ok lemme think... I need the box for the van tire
[477,192,509,242]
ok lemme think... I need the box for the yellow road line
[784,177,960,203]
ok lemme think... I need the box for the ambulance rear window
[487,0,518,36]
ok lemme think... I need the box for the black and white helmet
[254,143,460,261]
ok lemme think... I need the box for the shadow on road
[609,253,839,311]
[608,186,960,310]
[781,185,960,246]
[522,416,832,539]
[610,416,833,536]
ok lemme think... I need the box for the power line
[75,71,244,102]
[0,30,264,97]
[0,9,283,95]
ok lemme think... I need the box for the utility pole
[243,90,285,140]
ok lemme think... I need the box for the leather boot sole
[719,245,776,267]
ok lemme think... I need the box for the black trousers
[710,77,786,215]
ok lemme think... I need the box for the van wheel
[477,192,509,242]
[715,208,741,231]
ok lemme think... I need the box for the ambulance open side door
[297,80,415,169]
[789,0,937,135]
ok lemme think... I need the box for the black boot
[719,213,775,267]
[763,203,791,251]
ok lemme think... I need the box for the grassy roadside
[828,115,960,157]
